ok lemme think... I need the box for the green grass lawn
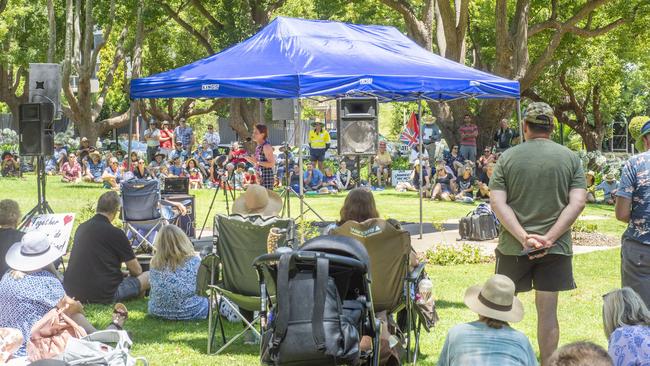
[0,175,626,365]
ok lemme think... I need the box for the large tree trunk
[47,0,56,63]
[229,99,262,142]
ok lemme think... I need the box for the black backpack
[261,253,365,365]
[459,203,499,241]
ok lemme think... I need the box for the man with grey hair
[64,191,150,304]
[0,199,23,275]
[490,102,587,365]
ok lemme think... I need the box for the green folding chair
[204,214,295,355]
[332,218,436,364]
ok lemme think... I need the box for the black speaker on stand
[18,102,56,228]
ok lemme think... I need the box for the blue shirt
[169,165,184,176]
[87,160,106,179]
[169,148,188,163]
[437,321,538,366]
[148,256,209,320]
[46,147,67,172]
[103,166,122,181]
[596,180,619,197]
[174,126,193,148]
[0,271,64,356]
[304,169,324,187]
[196,149,213,166]
[608,325,650,366]
[617,152,650,244]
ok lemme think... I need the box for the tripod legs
[198,179,235,239]
[20,156,54,229]
[280,187,325,221]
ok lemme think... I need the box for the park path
[406,219,617,256]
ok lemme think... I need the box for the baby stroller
[254,235,380,366]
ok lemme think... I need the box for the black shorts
[310,148,326,162]
[495,250,576,293]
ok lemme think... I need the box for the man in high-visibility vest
[308,120,331,171]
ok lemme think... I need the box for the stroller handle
[253,250,367,272]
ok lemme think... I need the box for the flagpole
[417,97,423,239]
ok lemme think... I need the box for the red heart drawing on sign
[63,215,73,225]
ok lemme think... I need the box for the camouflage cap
[524,102,554,125]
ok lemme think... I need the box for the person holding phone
[489,102,587,365]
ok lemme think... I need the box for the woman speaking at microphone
[245,124,276,190]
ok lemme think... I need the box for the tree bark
[47,0,56,63]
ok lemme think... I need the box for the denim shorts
[114,276,141,302]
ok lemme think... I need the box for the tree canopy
[0,0,648,151]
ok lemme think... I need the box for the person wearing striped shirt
[458,114,479,162]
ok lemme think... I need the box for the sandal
[111,303,128,330]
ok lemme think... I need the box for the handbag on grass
[27,307,87,362]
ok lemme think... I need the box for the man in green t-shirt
[489,102,587,365]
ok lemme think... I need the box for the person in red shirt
[458,114,479,162]
[159,121,174,156]
[228,141,248,166]
[243,167,258,188]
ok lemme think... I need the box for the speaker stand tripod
[198,174,236,239]
[277,120,324,222]
[20,156,54,229]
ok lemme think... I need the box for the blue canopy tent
[131,16,518,101]
[130,16,521,237]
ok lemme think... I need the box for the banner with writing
[23,214,75,257]
[391,170,412,186]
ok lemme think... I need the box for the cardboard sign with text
[391,170,412,186]
[23,214,75,257]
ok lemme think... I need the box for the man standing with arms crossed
[458,114,478,162]
[489,102,587,365]
[616,118,650,306]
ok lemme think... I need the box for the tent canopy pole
[417,97,423,239]
[517,99,524,144]
[127,103,134,172]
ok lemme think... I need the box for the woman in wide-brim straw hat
[232,184,282,216]
[437,274,538,366]
[0,231,129,357]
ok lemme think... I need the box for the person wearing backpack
[489,102,587,365]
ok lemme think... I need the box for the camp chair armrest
[407,262,427,283]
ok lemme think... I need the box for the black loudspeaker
[337,98,379,155]
[162,194,196,238]
[19,103,54,156]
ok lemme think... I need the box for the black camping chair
[254,235,380,366]
[121,179,165,252]
[203,214,295,355]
